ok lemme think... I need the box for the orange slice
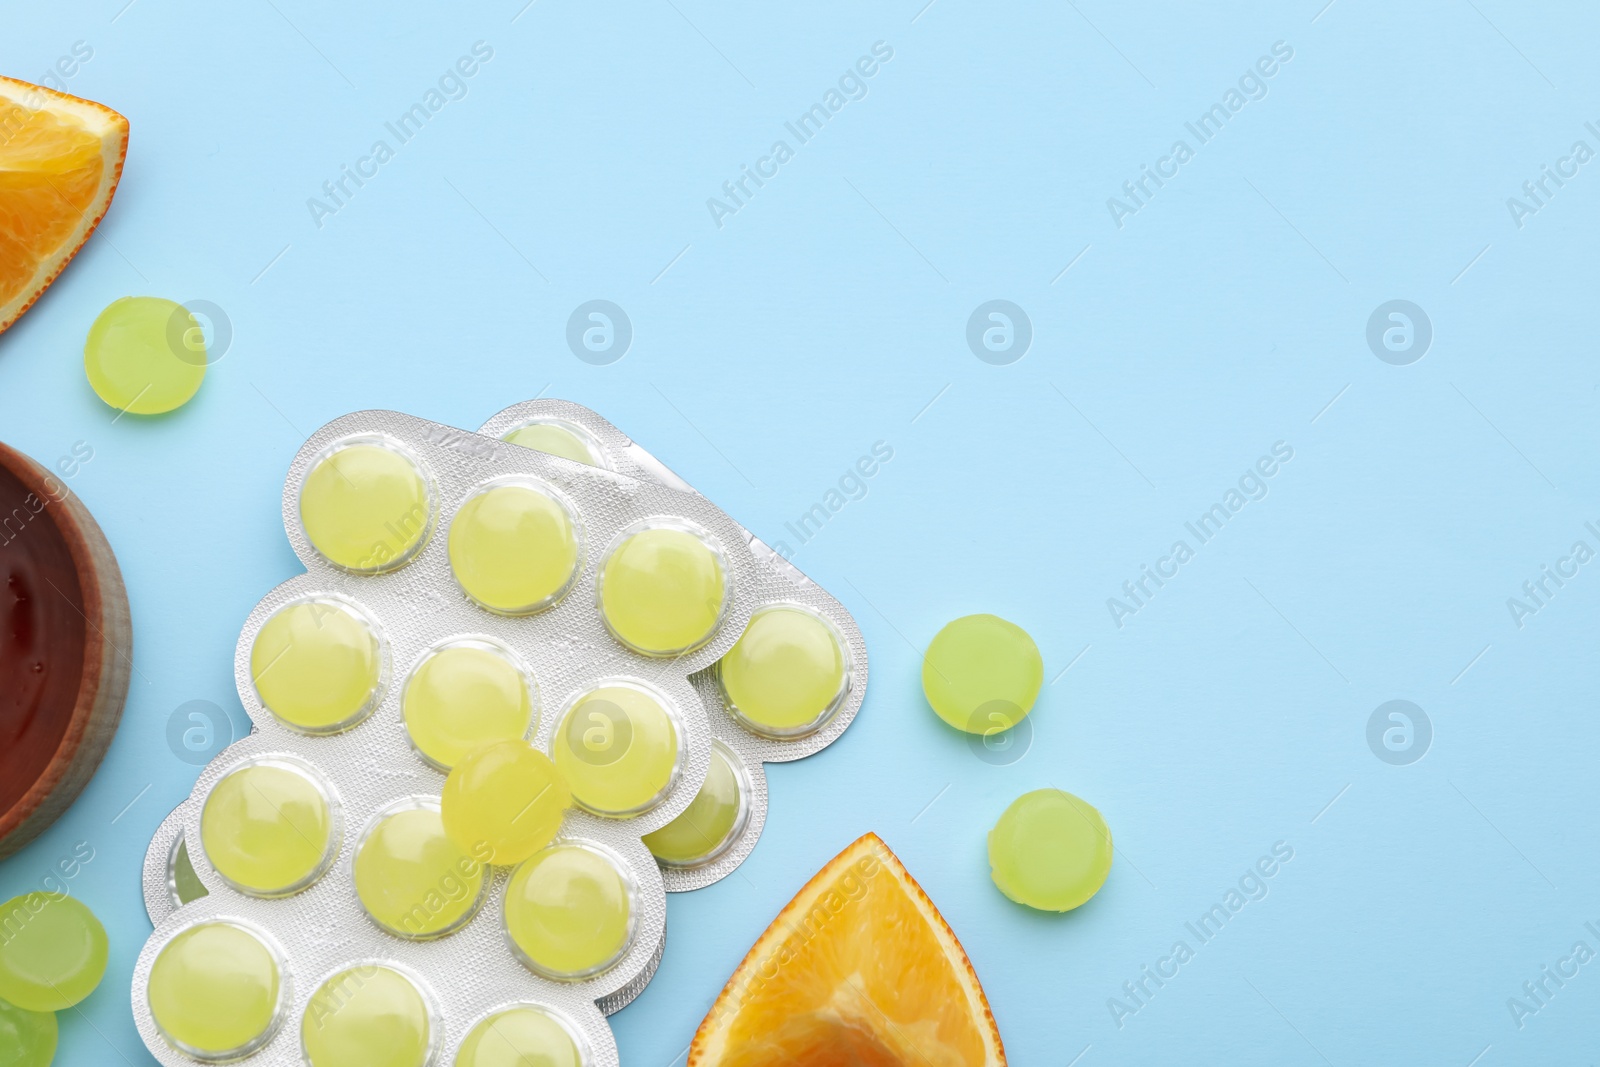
[0,76,128,335]
[690,833,1006,1067]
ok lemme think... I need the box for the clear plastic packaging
[477,400,870,892]
[136,402,870,1065]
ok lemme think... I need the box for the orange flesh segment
[691,833,1005,1067]
[0,76,128,334]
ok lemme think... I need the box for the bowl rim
[0,440,131,858]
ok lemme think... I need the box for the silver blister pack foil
[478,400,870,893]
[132,410,785,1065]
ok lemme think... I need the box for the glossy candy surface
[922,614,1042,735]
[0,894,107,1012]
[642,742,746,867]
[504,844,633,980]
[299,442,431,573]
[200,761,333,896]
[987,789,1112,912]
[403,643,534,769]
[718,606,846,737]
[441,740,569,866]
[501,421,604,467]
[249,599,383,733]
[301,966,432,1067]
[598,527,725,655]
[84,296,206,414]
[452,1006,585,1067]
[354,806,486,938]
[147,922,281,1059]
[448,483,580,614]
[0,996,57,1067]
[550,685,679,817]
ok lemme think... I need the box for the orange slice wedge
[690,832,1006,1067]
[0,76,128,335]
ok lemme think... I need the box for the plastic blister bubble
[477,399,871,892]
[137,400,872,1064]
[135,409,785,1066]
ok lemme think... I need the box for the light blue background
[3,1,1598,1063]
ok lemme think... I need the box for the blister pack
[135,403,869,1065]
[477,400,870,890]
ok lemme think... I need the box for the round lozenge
[354,805,487,940]
[147,922,283,1060]
[250,598,384,734]
[987,789,1112,912]
[299,439,433,573]
[0,996,57,1067]
[501,420,605,468]
[200,760,335,896]
[454,1005,586,1067]
[504,843,634,980]
[448,482,581,615]
[718,605,847,738]
[598,525,726,656]
[404,642,535,770]
[642,741,748,868]
[302,965,432,1067]
[550,684,680,817]
[441,740,570,866]
[84,296,207,414]
[0,894,107,1011]
[922,614,1043,735]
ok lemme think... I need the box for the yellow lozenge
[84,296,208,415]
[501,420,606,468]
[922,613,1043,736]
[403,642,535,770]
[0,894,107,1011]
[301,965,433,1067]
[299,439,433,573]
[449,482,581,615]
[250,598,384,734]
[550,684,680,817]
[717,605,847,738]
[147,922,282,1060]
[0,996,55,1067]
[354,805,487,940]
[441,740,571,867]
[598,525,726,656]
[200,760,334,896]
[988,789,1112,912]
[642,741,748,868]
[454,1006,586,1067]
[504,843,634,980]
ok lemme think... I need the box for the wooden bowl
[0,441,131,859]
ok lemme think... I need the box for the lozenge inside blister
[598,523,727,657]
[449,479,582,615]
[642,740,749,868]
[147,921,285,1061]
[403,639,536,770]
[354,800,488,940]
[505,842,636,981]
[298,436,434,574]
[249,597,386,734]
[500,418,608,469]
[301,964,436,1067]
[551,683,681,818]
[455,1005,589,1067]
[199,758,337,897]
[717,604,849,739]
